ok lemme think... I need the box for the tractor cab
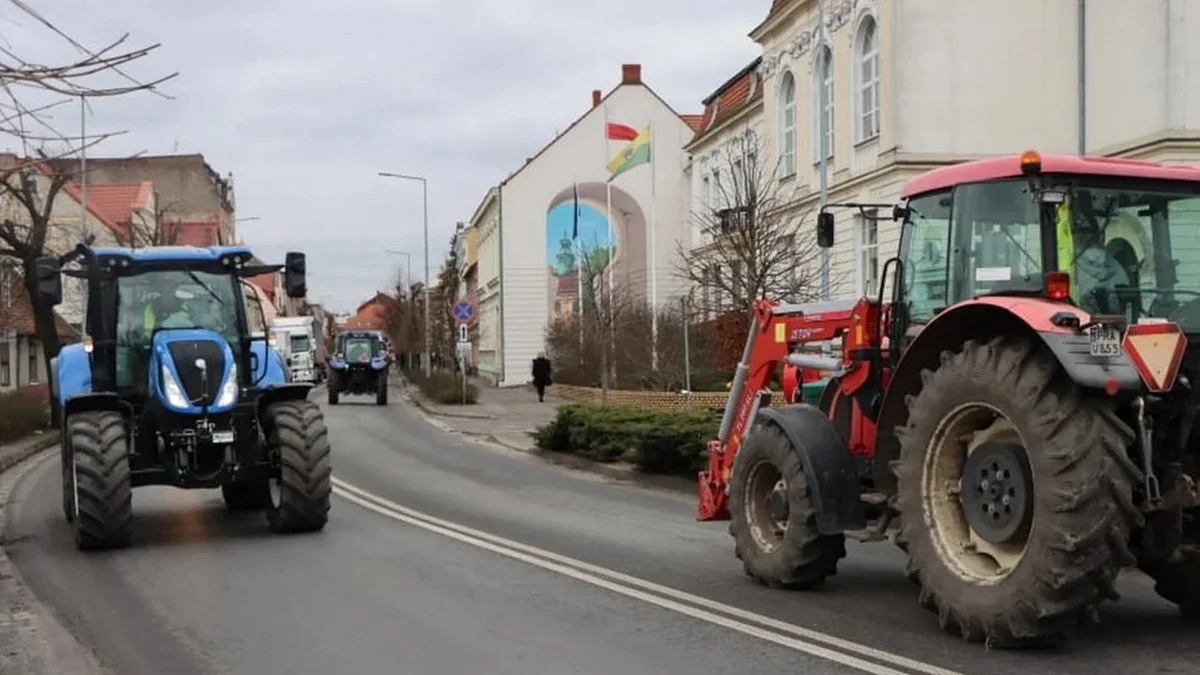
[818,151,1200,359]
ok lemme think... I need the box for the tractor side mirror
[284,252,307,298]
[33,256,62,309]
[816,212,835,248]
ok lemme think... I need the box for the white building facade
[752,0,1200,302]
[493,64,696,385]
[471,187,503,383]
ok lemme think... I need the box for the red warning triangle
[1123,322,1185,393]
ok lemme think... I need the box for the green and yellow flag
[606,126,651,180]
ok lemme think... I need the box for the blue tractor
[33,244,333,551]
[327,330,390,405]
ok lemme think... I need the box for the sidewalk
[0,431,59,475]
[403,378,563,447]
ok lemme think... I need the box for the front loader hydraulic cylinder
[717,315,762,445]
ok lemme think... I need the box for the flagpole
[574,182,583,356]
[604,106,615,384]
[649,121,658,371]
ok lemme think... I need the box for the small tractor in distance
[700,151,1200,647]
[34,244,333,551]
[327,329,390,405]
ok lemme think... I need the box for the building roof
[688,57,764,148]
[902,152,1200,198]
[500,63,701,186]
[59,181,154,241]
[48,154,235,216]
[0,266,79,339]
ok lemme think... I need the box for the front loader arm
[698,298,879,521]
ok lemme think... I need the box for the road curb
[0,438,101,674]
[0,432,60,476]
[483,433,695,495]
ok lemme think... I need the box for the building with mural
[486,63,700,385]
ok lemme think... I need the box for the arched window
[778,72,796,177]
[856,16,879,141]
[812,45,833,163]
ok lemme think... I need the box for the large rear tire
[728,424,846,589]
[894,336,1141,646]
[264,400,332,533]
[67,411,133,551]
[376,374,389,406]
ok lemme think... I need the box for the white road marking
[331,477,963,675]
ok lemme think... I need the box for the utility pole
[817,0,830,300]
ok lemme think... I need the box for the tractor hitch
[1134,397,1164,504]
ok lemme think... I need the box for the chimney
[591,89,602,107]
[621,64,642,85]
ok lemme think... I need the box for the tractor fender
[872,298,1142,493]
[756,404,866,534]
[256,383,315,420]
[52,343,92,407]
[62,392,126,419]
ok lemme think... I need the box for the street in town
[1,382,1198,675]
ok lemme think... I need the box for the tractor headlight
[160,364,190,408]
[215,364,239,407]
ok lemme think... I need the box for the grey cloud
[1,0,763,311]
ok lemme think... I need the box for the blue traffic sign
[451,299,477,324]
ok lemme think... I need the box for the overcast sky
[2,0,764,313]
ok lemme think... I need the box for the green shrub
[0,384,51,443]
[532,404,718,476]
[406,370,479,405]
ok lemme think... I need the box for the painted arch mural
[545,182,647,321]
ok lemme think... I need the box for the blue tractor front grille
[167,340,226,407]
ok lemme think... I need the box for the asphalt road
[5,386,1200,675]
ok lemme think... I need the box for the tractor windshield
[900,176,1200,330]
[1063,179,1200,328]
[116,269,241,347]
[342,337,378,363]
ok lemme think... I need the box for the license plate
[1088,324,1123,358]
[212,431,235,444]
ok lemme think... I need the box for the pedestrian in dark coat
[532,352,552,402]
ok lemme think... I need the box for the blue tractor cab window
[115,269,241,391]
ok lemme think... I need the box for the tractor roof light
[1020,150,1042,175]
[1044,271,1071,301]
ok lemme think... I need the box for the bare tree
[112,196,183,247]
[0,7,174,419]
[676,128,830,318]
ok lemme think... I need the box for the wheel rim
[71,452,80,520]
[744,460,789,553]
[923,402,1034,584]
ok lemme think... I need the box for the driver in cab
[142,290,194,337]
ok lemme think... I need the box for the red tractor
[700,150,1200,647]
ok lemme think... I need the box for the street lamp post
[385,249,412,290]
[378,172,430,377]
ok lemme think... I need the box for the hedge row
[532,404,718,476]
[406,370,480,405]
[0,384,51,443]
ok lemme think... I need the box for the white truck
[270,316,320,384]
